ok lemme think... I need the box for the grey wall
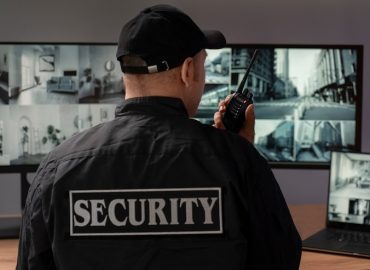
[0,0,369,212]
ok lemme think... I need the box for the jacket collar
[115,96,188,118]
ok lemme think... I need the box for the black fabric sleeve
[243,144,302,270]
[16,164,56,270]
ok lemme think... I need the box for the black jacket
[17,96,301,270]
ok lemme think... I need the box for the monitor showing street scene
[195,45,362,165]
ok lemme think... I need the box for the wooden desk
[0,239,18,270]
[1,205,369,269]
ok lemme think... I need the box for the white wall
[0,0,369,212]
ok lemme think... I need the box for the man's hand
[213,95,255,144]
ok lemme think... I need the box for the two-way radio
[222,49,258,133]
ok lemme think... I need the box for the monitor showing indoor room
[328,151,370,226]
[0,43,121,168]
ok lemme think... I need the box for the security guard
[17,4,301,270]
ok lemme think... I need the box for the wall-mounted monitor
[0,43,122,172]
[195,44,362,168]
[0,43,363,172]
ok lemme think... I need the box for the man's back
[17,97,301,269]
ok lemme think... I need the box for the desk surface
[1,205,369,270]
[290,205,370,270]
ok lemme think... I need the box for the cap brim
[203,30,226,49]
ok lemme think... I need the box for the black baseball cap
[116,4,226,74]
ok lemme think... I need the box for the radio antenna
[236,49,259,95]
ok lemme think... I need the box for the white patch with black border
[69,187,223,236]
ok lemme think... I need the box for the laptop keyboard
[329,230,370,244]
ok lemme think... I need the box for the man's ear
[180,57,194,87]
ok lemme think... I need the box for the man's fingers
[245,104,255,127]
[213,111,225,129]
[218,95,232,111]
[224,94,232,104]
[214,94,234,129]
[238,104,255,144]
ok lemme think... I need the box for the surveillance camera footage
[0,44,362,167]
[195,46,361,164]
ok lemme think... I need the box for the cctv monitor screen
[0,43,121,169]
[0,43,363,170]
[196,45,362,167]
[328,151,370,226]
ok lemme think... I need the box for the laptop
[302,151,370,258]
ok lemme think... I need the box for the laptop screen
[328,151,370,226]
